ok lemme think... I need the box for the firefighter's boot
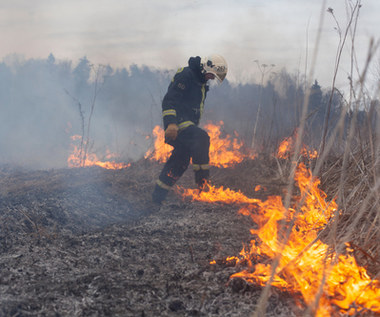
[194,168,210,190]
[152,181,170,204]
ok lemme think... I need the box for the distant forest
[0,54,378,169]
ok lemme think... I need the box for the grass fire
[1,114,378,316]
[182,161,380,316]
[68,135,130,170]
[145,121,253,167]
[142,121,380,315]
[1,3,379,314]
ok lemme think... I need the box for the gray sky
[1,0,379,92]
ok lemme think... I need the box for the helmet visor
[216,71,227,82]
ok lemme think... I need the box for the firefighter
[152,54,228,204]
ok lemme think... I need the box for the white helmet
[201,54,228,82]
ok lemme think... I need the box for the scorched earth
[0,157,301,317]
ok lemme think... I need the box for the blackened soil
[0,159,303,316]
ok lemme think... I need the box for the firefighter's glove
[165,124,179,141]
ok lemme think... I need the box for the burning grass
[142,117,380,315]
[320,149,380,279]
[145,121,254,167]
[0,159,296,316]
[68,135,130,169]
[0,151,379,316]
[181,161,380,316]
[1,118,379,316]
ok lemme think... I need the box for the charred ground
[0,158,299,317]
[0,158,377,317]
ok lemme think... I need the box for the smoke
[1,53,367,170]
[0,55,167,169]
[0,55,74,168]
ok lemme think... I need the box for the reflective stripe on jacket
[162,64,208,130]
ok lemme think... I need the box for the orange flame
[206,121,252,167]
[181,164,380,316]
[277,136,293,159]
[68,135,129,170]
[145,121,253,167]
[276,134,318,160]
[144,126,173,163]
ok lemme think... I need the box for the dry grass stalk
[252,2,328,316]
[252,1,380,315]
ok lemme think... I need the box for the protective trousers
[152,125,210,203]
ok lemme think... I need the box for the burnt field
[0,159,299,317]
[0,158,379,317]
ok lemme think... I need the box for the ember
[182,163,380,316]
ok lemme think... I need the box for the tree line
[0,54,377,168]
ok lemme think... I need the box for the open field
[0,156,378,316]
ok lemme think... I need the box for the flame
[276,134,318,160]
[255,185,265,192]
[277,136,293,159]
[145,121,253,167]
[302,147,318,160]
[205,121,248,167]
[68,135,129,170]
[182,183,261,205]
[181,164,380,316]
[144,126,172,163]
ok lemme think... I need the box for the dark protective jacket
[162,56,209,131]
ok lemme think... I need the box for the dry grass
[250,1,380,314]
[320,147,380,276]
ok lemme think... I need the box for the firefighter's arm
[162,104,178,140]
[162,69,189,140]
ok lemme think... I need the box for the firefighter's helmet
[201,54,228,82]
